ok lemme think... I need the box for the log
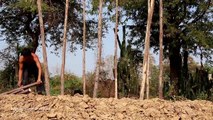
[1,82,38,95]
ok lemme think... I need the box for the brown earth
[0,94,212,120]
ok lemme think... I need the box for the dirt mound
[0,94,212,120]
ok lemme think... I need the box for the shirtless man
[18,48,45,94]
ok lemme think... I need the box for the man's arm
[18,57,24,87]
[32,53,42,84]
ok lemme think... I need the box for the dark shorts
[22,64,45,94]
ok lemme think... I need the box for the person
[18,47,45,94]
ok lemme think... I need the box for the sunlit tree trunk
[82,0,86,96]
[140,0,155,99]
[146,56,150,99]
[37,0,50,95]
[60,0,69,95]
[113,0,119,99]
[158,0,164,99]
[93,0,103,98]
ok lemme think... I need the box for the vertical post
[140,0,155,99]
[82,0,86,96]
[114,0,119,99]
[158,0,164,99]
[60,0,69,95]
[146,56,150,99]
[93,0,103,98]
[37,0,50,95]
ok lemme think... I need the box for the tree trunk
[114,0,119,99]
[82,0,86,96]
[93,0,103,98]
[140,0,155,99]
[169,45,182,96]
[181,48,188,94]
[146,56,150,99]
[37,0,50,95]
[158,0,164,99]
[60,0,69,95]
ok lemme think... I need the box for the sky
[0,24,121,77]
[0,22,126,77]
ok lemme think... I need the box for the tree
[0,0,98,53]
[93,0,103,98]
[158,0,163,99]
[114,0,119,99]
[37,0,50,95]
[60,0,69,95]
[116,26,142,98]
[115,0,213,96]
[140,0,155,100]
[82,0,86,96]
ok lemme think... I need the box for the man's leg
[33,69,45,95]
[22,69,30,86]
[36,74,45,95]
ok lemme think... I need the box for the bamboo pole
[1,82,38,95]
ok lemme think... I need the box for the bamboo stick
[1,82,38,95]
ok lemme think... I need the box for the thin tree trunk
[158,0,164,99]
[140,0,155,99]
[93,0,103,98]
[114,0,119,99]
[82,0,86,96]
[60,0,69,95]
[146,56,150,99]
[37,0,50,95]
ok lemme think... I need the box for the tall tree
[37,0,50,95]
[60,0,69,95]
[82,0,86,96]
[93,0,103,98]
[140,0,155,99]
[158,0,163,99]
[114,0,119,99]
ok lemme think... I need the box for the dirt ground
[0,94,212,120]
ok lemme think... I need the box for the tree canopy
[0,0,98,52]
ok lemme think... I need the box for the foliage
[12,0,53,13]
[149,65,159,98]
[0,64,16,93]
[163,59,213,100]
[117,26,143,98]
[0,44,19,93]
[86,71,115,98]
[0,0,98,53]
[50,73,82,96]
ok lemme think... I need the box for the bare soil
[0,94,212,120]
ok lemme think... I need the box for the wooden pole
[158,0,164,99]
[60,0,69,95]
[140,0,155,99]
[82,0,86,96]
[37,0,50,95]
[114,0,119,99]
[1,82,38,95]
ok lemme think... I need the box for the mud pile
[0,94,212,120]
